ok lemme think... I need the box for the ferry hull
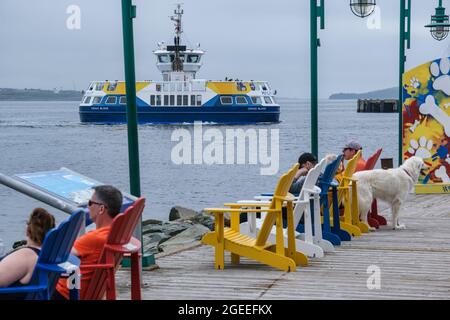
[79,106,280,124]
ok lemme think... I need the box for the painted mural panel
[402,57,450,192]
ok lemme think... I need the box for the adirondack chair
[356,148,387,229]
[202,164,308,272]
[236,157,333,258]
[0,210,84,300]
[319,154,351,244]
[80,197,145,300]
[330,150,369,236]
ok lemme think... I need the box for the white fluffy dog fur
[353,156,425,230]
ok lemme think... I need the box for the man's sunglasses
[88,200,107,208]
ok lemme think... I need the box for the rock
[142,224,165,235]
[142,219,163,226]
[142,232,171,255]
[12,240,26,249]
[190,213,215,230]
[158,224,210,251]
[162,221,193,237]
[169,206,199,221]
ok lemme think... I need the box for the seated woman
[0,208,55,300]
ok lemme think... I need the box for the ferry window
[170,95,175,105]
[169,55,175,62]
[261,84,268,91]
[88,84,94,91]
[92,96,102,104]
[220,96,233,105]
[95,82,104,91]
[156,95,162,106]
[163,83,169,92]
[156,84,161,92]
[196,95,202,106]
[236,96,248,104]
[190,95,196,106]
[180,55,186,62]
[107,82,117,91]
[251,96,262,105]
[83,96,92,104]
[264,96,273,104]
[164,95,169,105]
[158,55,170,63]
[183,95,189,105]
[150,95,155,106]
[119,96,127,105]
[177,95,182,106]
[105,96,117,104]
[187,55,199,63]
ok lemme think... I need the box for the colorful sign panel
[403,57,450,193]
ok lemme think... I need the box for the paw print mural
[408,136,434,159]
[403,57,450,187]
[430,57,450,96]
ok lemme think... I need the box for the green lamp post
[310,0,375,158]
[120,0,155,268]
[425,0,450,41]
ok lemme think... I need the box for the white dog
[353,156,425,230]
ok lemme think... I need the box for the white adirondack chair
[237,158,334,258]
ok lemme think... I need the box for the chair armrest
[0,285,47,294]
[203,208,280,214]
[105,237,141,254]
[225,201,271,208]
[80,263,115,271]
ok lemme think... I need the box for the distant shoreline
[0,88,83,101]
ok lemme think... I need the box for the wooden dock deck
[117,193,450,300]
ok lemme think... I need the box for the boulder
[142,232,171,255]
[142,219,163,226]
[169,206,199,221]
[190,213,215,231]
[158,224,210,251]
[161,221,193,237]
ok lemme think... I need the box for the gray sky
[1,0,450,98]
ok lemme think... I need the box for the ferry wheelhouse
[79,5,280,124]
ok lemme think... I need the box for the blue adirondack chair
[0,209,84,300]
[319,155,351,244]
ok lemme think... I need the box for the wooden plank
[116,193,450,300]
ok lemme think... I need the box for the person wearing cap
[337,140,366,179]
[289,152,318,195]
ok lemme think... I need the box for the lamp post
[425,0,450,41]
[310,0,375,158]
[121,0,148,266]
[398,0,411,166]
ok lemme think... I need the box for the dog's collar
[402,168,414,180]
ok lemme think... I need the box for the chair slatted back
[27,210,84,300]
[83,198,145,300]
[255,164,299,246]
[360,148,382,171]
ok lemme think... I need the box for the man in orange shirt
[53,185,123,300]
[336,141,366,181]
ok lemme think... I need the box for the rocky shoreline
[142,206,224,256]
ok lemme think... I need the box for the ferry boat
[79,5,280,124]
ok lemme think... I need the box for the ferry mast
[170,4,184,72]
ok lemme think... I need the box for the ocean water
[0,99,398,248]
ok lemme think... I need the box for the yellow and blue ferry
[79,5,279,124]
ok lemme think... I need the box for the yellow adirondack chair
[201,164,308,272]
[330,150,370,236]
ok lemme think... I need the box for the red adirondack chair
[356,148,387,229]
[80,197,145,300]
